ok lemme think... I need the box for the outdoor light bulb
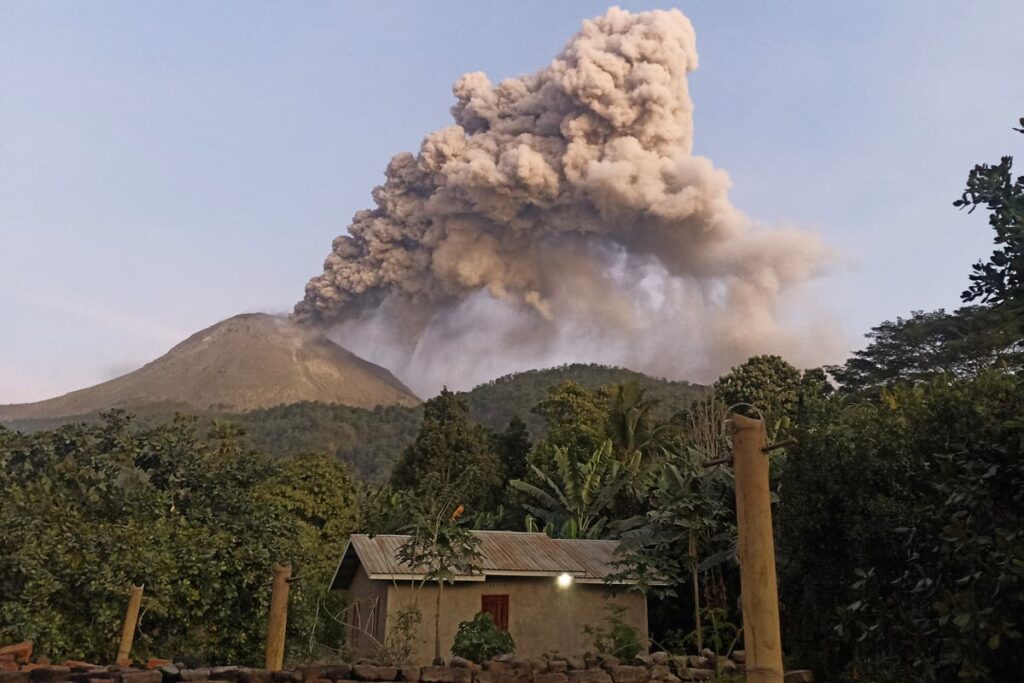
[557,572,573,588]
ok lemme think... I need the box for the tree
[829,307,1022,393]
[491,416,532,482]
[396,497,481,665]
[257,453,358,660]
[511,440,631,539]
[778,372,1024,681]
[955,117,1024,307]
[0,413,359,664]
[529,381,610,476]
[611,395,735,654]
[390,389,501,513]
[603,381,678,466]
[713,355,803,426]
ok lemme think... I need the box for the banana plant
[511,439,636,539]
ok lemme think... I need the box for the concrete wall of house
[345,564,389,658]
[383,576,648,664]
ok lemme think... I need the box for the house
[330,530,651,663]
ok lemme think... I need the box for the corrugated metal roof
[331,531,646,588]
[552,538,624,583]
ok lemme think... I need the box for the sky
[1,1,1022,403]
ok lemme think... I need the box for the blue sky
[1,1,1022,403]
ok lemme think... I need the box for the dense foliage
[461,364,704,435]
[3,365,703,484]
[954,117,1024,307]
[390,390,502,512]
[236,402,423,481]
[779,373,1024,680]
[0,414,356,665]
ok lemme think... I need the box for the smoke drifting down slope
[297,7,836,395]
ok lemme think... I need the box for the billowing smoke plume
[296,7,837,396]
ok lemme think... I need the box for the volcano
[0,313,420,423]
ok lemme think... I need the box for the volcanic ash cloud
[295,7,836,395]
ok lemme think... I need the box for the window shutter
[481,594,509,631]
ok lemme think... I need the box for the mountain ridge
[0,313,420,422]
[2,362,706,481]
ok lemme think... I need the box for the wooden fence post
[116,585,144,667]
[731,414,784,683]
[265,563,291,671]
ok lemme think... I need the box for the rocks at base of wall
[237,669,272,683]
[310,667,351,683]
[561,660,583,674]
[645,666,672,682]
[607,667,645,683]
[121,671,161,683]
[28,667,72,683]
[0,646,810,683]
[420,668,471,683]
[567,670,610,683]
[351,668,397,683]
[478,670,531,683]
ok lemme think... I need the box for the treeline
[230,365,703,481]
[2,365,703,484]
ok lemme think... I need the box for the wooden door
[481,594,509,631]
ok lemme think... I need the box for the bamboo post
[731,414,784,683]
[116,585,144,667]
[265,563,291,671]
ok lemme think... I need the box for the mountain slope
[461,363,706,433]
[233,364,705,479]
[0,313,420,422]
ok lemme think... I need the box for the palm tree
[605,382,674,464]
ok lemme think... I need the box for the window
[481,594,509,631]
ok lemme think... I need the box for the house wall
[384,577,648,664]
[345,564,389,657]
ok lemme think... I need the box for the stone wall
[1,643,813,683]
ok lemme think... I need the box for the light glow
[557,572,574,588]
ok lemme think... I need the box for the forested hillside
[234,364,703,479]
[461,364,705,434]
[232,402,422,481]
[2,365,704,481]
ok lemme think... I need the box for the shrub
[451,612,515,663]
[374,603,423,666]
[584,604,642,660]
